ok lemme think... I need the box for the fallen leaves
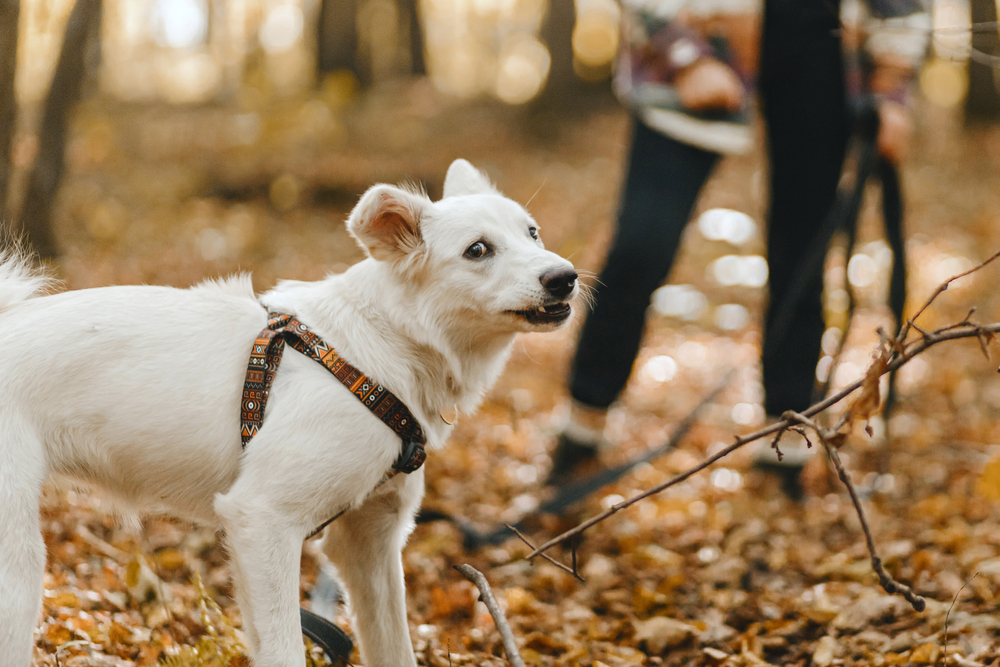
[632,616,696,654]
[975,454,1000,502]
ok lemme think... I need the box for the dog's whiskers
[576,270,605,289]
[576,282,597,309]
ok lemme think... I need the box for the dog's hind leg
[0,419,47,667]
[321,472,423,667]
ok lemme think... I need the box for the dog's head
[347,159,578,335]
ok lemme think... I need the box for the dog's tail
[0,248,54,312]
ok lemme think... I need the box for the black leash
[417,373,733,549]
[300,607,353,664]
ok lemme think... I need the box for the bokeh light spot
[652,284,708,321]
[151,0,208,50]
[641,355,678,384]
[714,303,749,331]
[697,209,757,246]
[260,5,304,54]
[496,35,551,104]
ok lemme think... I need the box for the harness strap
[241,313,427,475]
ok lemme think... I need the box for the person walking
[550,0,929,484]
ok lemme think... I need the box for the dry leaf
[975,455,1000,502]
[633,616,696,654]
[850,344,890,423]
[812,635,839,667]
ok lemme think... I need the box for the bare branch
[783,411,924,610]
[527,320,1000,561]
[505,523,583,581]
[898,249,1000,343]
[526,251,1000,610]
[828,441,925,610]
[454,565,526,667]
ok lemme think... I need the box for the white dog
[0,159,578,667]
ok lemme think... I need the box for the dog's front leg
[215,491,306,667]
[322,471,423,667]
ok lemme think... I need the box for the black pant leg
[569,120,719,409]
[760,0,849,415]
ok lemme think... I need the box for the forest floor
[21,80,1000,666]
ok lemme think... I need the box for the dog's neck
[261,261,515,447]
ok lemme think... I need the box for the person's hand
[877,100,911,164]
[675,58,743,112]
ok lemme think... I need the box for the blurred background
[11,1,1000,665]
[3,0,1000,426]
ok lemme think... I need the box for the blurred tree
[317,0,426,87]
[18,0,102,259]
[537,0,578,106]
[965,0,1000,122]
[398,0,425,76]
[0,0,18,219]
[317,0,369,86]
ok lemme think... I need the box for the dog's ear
[347,184,428,262]
[443,159,496,198]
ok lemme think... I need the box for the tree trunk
[0,0,19,218]
[965,0,1000,123]
[316,0,369,86]
[398,0,425,76]
[18,0,102,259]
[536,0,578,106]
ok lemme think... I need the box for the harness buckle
[394,439,427,474]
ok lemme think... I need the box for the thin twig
[505,523,584,581]
[454,565,526,667]
[934,21,1000,34]
[897,249,1000,343]
[943,572,979,666]
[783,411,924,611]
[526,436,750,560]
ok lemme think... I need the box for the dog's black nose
[540,267,578,299]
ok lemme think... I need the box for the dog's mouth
[507,302,572,325]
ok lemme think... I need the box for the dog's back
[0,273,272,515]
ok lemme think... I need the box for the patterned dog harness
[242,313,427,538]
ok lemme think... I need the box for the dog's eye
[528,227,539,240]
[464,241,491,259]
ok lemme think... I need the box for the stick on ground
[454,564,526,667]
